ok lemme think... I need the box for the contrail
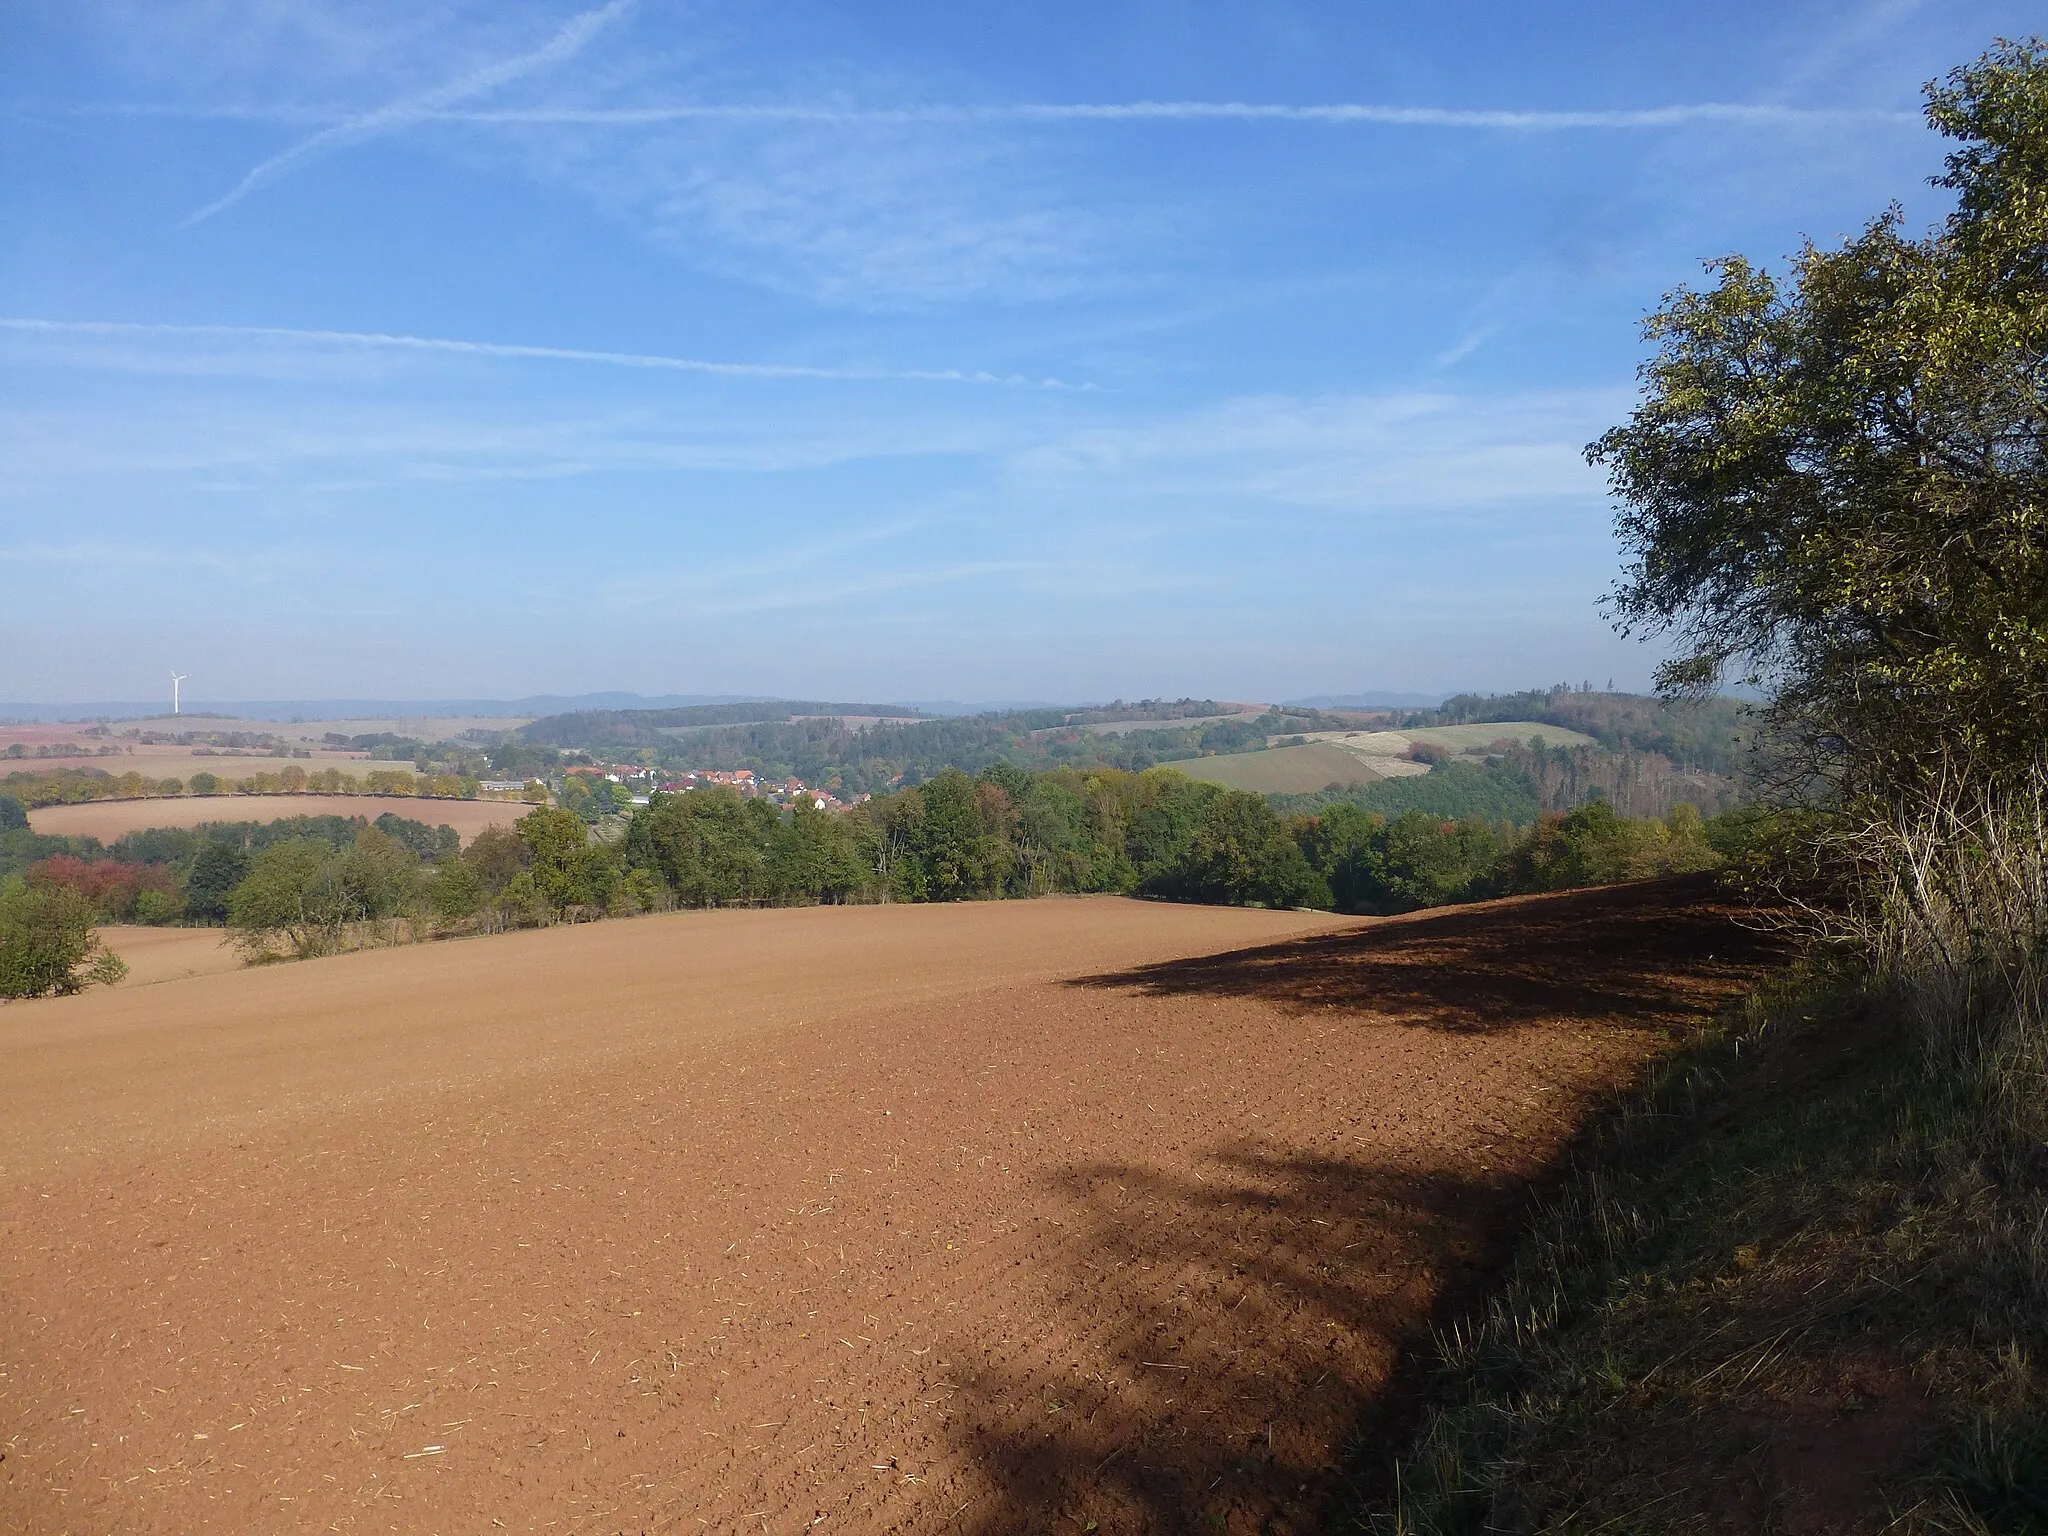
[439,100,1914,129]
[182,0,634,226]
[109,98,1915,133]
[0,317,1084,389]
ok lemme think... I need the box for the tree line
[0,764,518,809]
[2,762,1735,994]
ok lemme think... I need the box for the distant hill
[1285,692,1446,709]
[0,693,770,724]
[520,701,935,751]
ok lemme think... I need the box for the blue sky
[1,1,2032,707]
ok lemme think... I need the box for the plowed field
[27,794,528,844]
[0,882,1777,1534]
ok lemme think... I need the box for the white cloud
[0,394,1026,490]
[1011,391,1625,513]
[93,99,1916,131]
[0,317,1084,388]
[181,0,635,224]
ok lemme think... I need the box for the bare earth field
[10,751,380,780]
[28,794,529,845]
[255,717,532,747]
[93,926,242,987]
[0,883,1776,1534]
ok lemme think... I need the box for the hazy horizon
[0,685,1468,721]
[5,2,2029,703]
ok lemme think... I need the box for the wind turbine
[171,672,188,716]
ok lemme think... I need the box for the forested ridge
[511,689,1750,809]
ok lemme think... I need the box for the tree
[0,880,128,998]
[1593,39,2048,799]
[1150,789,1327,909]
[764,802,869,904]
[428,853,483,920]
[465,825,530,893]
[184,840,249,923]
[624,789,766,906]
[908,769,1009,900]
[516,806,596,914]
[0,795,24,832]
[228,838,348,957]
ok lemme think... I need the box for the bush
[0,881,127,998]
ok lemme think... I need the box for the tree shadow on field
[1072,875,1784,1034]
[938,880,1787,1533]
[945,1144,1521,1536]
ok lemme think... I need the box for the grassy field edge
[1338,952,2048,1533]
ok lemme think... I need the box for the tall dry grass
[1353,761,2048,1532]
[1813,759,2048,1142]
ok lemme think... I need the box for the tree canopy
[1594,39,2048,795]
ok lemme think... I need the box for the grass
[1165,743,1386,793]
[1346,955,2048,1533]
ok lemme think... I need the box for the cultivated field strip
[0,887,1773,1533]
[26,793,528,845]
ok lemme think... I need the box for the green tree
[428,854,484,920]
[1594,39,2048,797]
[227,839,353,956]
[1150,789,1327,909]
[465,825,530,894]
[763,802,869,904]
[0,880,128,998]
[0,795,26,832]
[909,769,1009,900]
[332,826,420,924]
[624,789,767,906]
[516,806,596,914]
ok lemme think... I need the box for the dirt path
[0,884,1777,1533]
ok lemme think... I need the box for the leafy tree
[370,812,459,862]
[624,789,768,906]
[0,880,127,998]
[1148,789,1327,909]
[27,854,183,923]
[331,826,420,924]
[465,825,530,894]
[1594,39,2048,796]
[906,769,1010,900]
[223,834,419,956]
[763,802,868,904]
[0,795,28,831]
[427,854,484,920]
[179,843,244,925]
[516,806,596,914]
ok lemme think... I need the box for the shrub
[0,881,127,998]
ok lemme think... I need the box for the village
[562,761,865,813]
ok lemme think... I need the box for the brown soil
[11,751,380,780]
[0,881,1777,1534]
[92,926,244,988]
[27,794,529,845]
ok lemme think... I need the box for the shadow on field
[945,1144,1515,1536]
[1070,875,1782,1034]
[939,879,1786,1533]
